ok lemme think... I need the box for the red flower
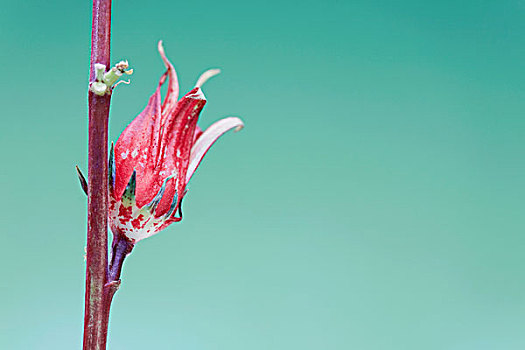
[109,42,243,242]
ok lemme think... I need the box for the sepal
[163,192,179,219]
[121,170,136,205]
[144,175,173,213]
[108,142,115,196]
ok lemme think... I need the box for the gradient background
[1,0,525,349]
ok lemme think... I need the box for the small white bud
[89,81,108,96]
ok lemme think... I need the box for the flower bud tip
[116,60,129,71]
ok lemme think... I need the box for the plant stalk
[83,0,112,349]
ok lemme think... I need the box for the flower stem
[97,232,134,347]
[83,0,112,349]
[109,233,135,283]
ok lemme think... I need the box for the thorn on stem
[76,166,88,195]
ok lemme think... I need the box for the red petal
[153,87,207,216]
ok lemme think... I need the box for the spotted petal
[113,82,163,203]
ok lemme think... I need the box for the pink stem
[83,0,112,349]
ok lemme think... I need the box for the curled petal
[195,69,221,88]
[158,41,179,115]
[186,117,244,183]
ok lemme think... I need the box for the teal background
[1,0,524,349]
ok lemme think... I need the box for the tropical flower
[108,41,243,242]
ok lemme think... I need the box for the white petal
[195,69,221,88]
[186,117,244,183]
